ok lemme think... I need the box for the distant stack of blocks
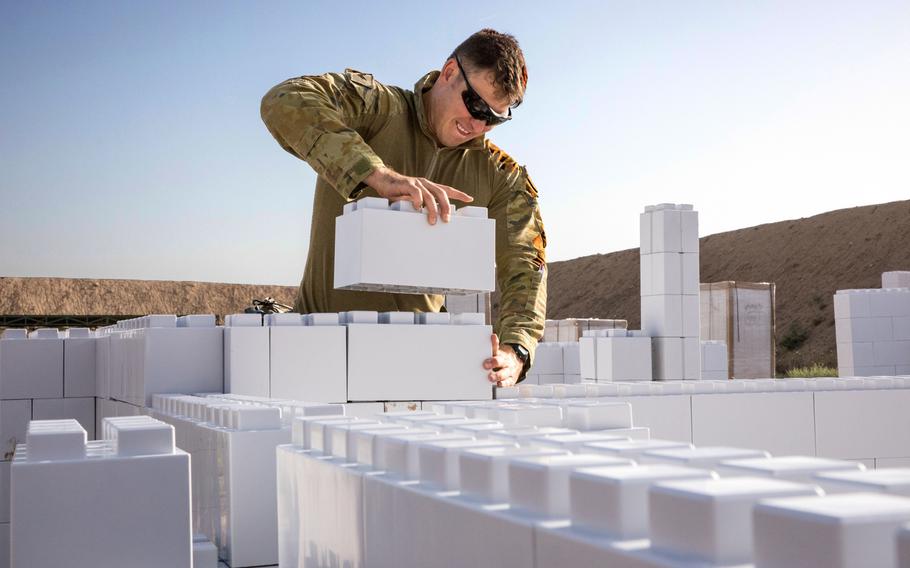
[640,203,701,380]
[835,271,910,377]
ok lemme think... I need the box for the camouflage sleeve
[488,166,548,366]
[260,70,398,199]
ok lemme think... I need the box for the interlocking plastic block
[379,311,415,324]
[563,402,633,431]
[583,439,692,461]
[814,468,910,496]
[494,405,564,427]
[418,439,514,490]
[0,335,64,399]
[643,446,770,469]
[347,427,413,466]
[649,476,823,565]
[1,329,27,339]
[530,342,565,375]
[334,201,495,294]
[459,446,567,503]
[720,455,863,483]
[177,314,216,328]
[508,453,634,517]
[32,397,95,439]
[63,335,96,398]
[331,422,402,461]
[105,417,176,456]
[269,324,346,402]
[25,419,87,461]
[570,464,715,539]
[883,271,910,289]
[528,432,631,452]
[11,437,192,568]
[347,322,492,401]
[224,325,270,397]
[417,311,451,325]
[380,433,471,479]
[225,313,263,327]
[451,312,486,326]
[754,493,910,568]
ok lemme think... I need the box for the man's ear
[440,58,458,83]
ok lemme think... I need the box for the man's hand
[484,333,524,387]
[365,166,473,225]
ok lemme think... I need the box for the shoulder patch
[486,141,522,175]
[345,68,375,89]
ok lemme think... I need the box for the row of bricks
[542,318,628,343]
[281,406,910,567]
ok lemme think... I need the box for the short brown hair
[451,29,528,107]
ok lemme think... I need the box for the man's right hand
[365,166,473,225]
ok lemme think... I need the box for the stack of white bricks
[700,340,729,380]
[580,329,653,382]
[525,342,581,385]
[334,197,495,295]
[640,203,701,380]
[543,318,628,342]
[277,401,910,567]
[835,276,910,377]
[10,417,191,567]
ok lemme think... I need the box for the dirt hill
[0,277,297,317]
[547,199,910,373]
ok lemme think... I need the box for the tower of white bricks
[640,204,701,380]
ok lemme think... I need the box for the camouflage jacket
[260,69,547,362]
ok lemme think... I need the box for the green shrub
[780,322,809,351]
[783,364,838,378]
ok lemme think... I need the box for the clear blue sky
[2,0,908,285]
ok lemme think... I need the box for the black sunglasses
[454,54,513,126]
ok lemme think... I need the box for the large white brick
[815,389,910,459]
[615,395,692,442]
[0,400,31,460]
[814,468,910,496]
[570,464,714,539]
[583,439,692,461]
[508,453,633,518]
[63,337,96,398]
[347,323,492,401]
[459,446,567,503]
[642,446,770,469]
[334,203,495,294]
[649,476,823,565]
[692,392,815,455]
[224,326,270,397]
[595,336,652,381]
[579,337,596,380]
[32,397,95,440]
[870,289,910,317]
[883,271,910,289]
[417,439,513,491]
[563,402,633,431]
[269,325,346,402]
[530,342,564,375]
[834,290,872,320]
[753,493,910,568]
[0,337,63,399]
[719,455,863,483]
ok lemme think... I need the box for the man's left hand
[483,334,523,387]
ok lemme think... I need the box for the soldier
[261,28,546,387]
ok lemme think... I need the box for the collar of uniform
[414,70,486,151]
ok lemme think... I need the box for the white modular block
[105,416,176,456]
[814,390,910,460]
[595,336,652,381]
[649,476,823,565]
[681,250,699,293]
[177,314,216,328]
[530,342,564,375]
[192,538,218,568]
[584,438,692,461]
[883,271,910,289]
[269,325,346,402]
[651,337,684,380]
[700,340,728,374]
[753,493,910,568]
[417,439,513,490]
[224,326,270,398]
[643,446,770,469]
[334,203,495,294]
[494,405,563,428]
[835,316,894,343]
[32,397,95,439]
[452,312,485,325]
[692,392,817,456]
[0,462,8,524]
[1,400,32,460]
[814,468,910,496]
[579,337,596,380]
[225,313,262,327]
[347,323,493,401]
[508,453,634,518]
[648,207,682,253]
[0,329,27,339]
[459,446,567,503]
[683,336,701,379]
[0,336,63,399]
[63,336,96,398]
[569,464,714,539]
[563,342,581,374]
[417,312,451,325]
[719,455,863,483]
[379,311,415,324]
[648,252,682,296]
[528,432,631,453]
[11,428,191,568]
[834,290,872,320]
[870,289,910,318]
[26,419,87,461]
[563,402,633,431]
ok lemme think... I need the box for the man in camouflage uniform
[260,29,546,387]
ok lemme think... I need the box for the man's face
[431,58,512,148]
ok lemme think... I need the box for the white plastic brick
[269,325,346,402]
[459,446,567,503]
[177,314,216,328]
[379,311,415,324]
[594,336,652,381]
[63,336,96,398]
[649,476,823,565]
[334,203,495,294]
[223,326,270,397]
[563,402,632,431]
[883,271,910,289]
[26,419,87,461]
[753,493,910,568]
[814,468,910,496]
[0,336,63,399]
[569,464,715,539]
[417,439,513,490]
[642,446,770,469]
[225,313,263,327]
[719,455,863,483]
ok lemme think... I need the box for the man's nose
[468,117,486,132]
